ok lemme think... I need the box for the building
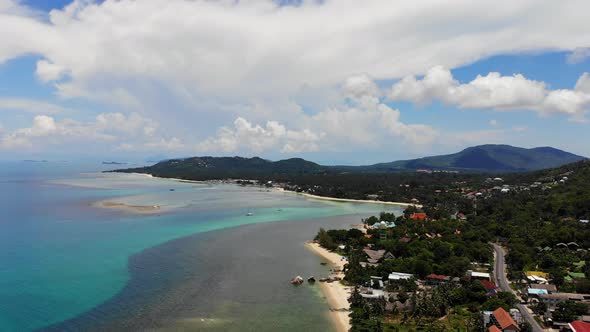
[569,321,590,332]
[526,271,549,284]
[410,212,427,221]
[469,270,491,281]
[538,293,590,309]
[363,248,385,264]
[489,307,520,332]
[527,288,548,299]
[425,274,449,285]
[482,280,499,295]
[529,283,557,293]
[388,272,414,281]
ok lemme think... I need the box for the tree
[532,301,547,314]
[316,228,336,250]
[553,300,589,322]
[520,322,533,332]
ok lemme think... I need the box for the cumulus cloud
[1,0,590,107]
[388,66,590,120]
[197,117,323,154]
[0,111,181,151]
[198,74,439,154]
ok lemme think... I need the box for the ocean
[0,161,403,331]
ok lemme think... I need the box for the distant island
[102,161,128,165]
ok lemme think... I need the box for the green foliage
[315,228,336,250]
[552,300,589,322]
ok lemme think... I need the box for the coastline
[124,172,421,208]
[305,242,352,332]
[292,190,421,208]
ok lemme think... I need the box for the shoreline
[288,190,422,208]
[123,172,421,208]
[305,242,351,332]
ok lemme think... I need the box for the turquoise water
[0,162,402,331]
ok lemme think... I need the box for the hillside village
[307,161,590,331]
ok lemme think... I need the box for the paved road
[492,243,545,332]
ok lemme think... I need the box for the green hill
[114,145,585,179]
[369,145,585,172]
[116,156,326,180]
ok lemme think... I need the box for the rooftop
[528,288,548,295]
[529,284,557,293]
[570,321,590,332]
[492,307,520,331]
[388,272,414,280]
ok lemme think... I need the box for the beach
[305,242,352,332]
[283,189,422,208]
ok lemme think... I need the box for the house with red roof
[410,212,427,221]
[490,307,520,331]
[481,280,499,295]
[425,274,449,285]
[569,321,590,332]
[489,326,502,332]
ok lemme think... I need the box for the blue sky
[1,0,589,164]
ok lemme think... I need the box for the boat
[307,276,316,283]
[246,212,254,216]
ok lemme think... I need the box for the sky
[1,0,589,164]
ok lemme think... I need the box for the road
[492,243,545,332]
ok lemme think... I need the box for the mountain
[367,145,586,172]
[113,145,586,179]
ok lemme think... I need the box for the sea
[0,161,403,331]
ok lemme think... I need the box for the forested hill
[113,145,585,179]
[115,156,327,179]
[367,144,586,172]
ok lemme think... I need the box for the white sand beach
[282,189,422,208]
[305,242,351,332]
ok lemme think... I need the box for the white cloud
[1,0,589,108]
[388,66,590,120]
[0,111,181,151]
[0,98,74,114]
[567,47,590,64]
[36,59,67,82]
[198,74,439,155]
[197,117,323,154]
